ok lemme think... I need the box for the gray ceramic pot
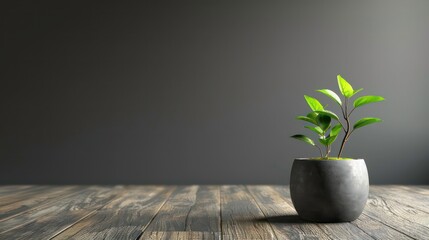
[290,158,369,222]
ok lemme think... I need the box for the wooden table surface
[0,185,428,239]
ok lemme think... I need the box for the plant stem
[338,117,349,158]
[338,98,350,158]
[340,103,346,118]
[338,105,347,131]
[325,144,331,158]
[325,145,328,158]
[348,107,356,117]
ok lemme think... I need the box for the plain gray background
[1,0,428,184]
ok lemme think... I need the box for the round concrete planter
[290,158,369,222]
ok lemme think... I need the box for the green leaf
[319,137,329,146]
[316,114,331,131]
[330,124,342,137]
[291,134,315,146]
[314,110,340,121]
[353,117,382,130]
[337,75,354,98]
[307,112,319,120]
[327,135,338,145]
[352,88,363,97]
[319,135,338,146]
[353,95,385,108]
[305,126,324,135]
[296,116,317,125]
[317,89,342,106]
[326,135,338,145]
[304,95,324,111]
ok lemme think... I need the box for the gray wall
[1,0,428,184]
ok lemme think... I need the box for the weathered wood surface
[0,186,122,239]
[140,186,220,240]
[53,186,174,240]
[0,185,428,239]
[0,186,83,220]
[220,185,276,239]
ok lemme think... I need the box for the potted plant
[290,74,384,222]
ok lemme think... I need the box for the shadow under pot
[290,158,369,223]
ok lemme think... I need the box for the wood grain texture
[370,185,429,214]
[53,185,175,240]
[395,185,429,195]
[142,231,218,239]
[140,185,221,240]
[0,185,428,240]
[247,185,331,240]
[0,186,122,239]
[220,185,276,240]
[271,185,374,240]
[0,185,83,221]
[0,185,53,207]
[0,185,33,195]
[352,213,414,240]
[363,189,429,239]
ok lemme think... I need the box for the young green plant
[291,74,384,159]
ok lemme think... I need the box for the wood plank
[141,231,217,239]
[383,185,429,191]
[272,185,373,240]
[0,185,53,206]
[140,185,221,240]
[352,213,413,239]
[412,185,429,191]
[0,186,122,239]
[370,186,429,213]
[183,185,220,233]
[362,190,429,239]
[247,185,331,240]
[0,185,34,195]
[52,185,175,240]
[0,185,427,239]
[394,185,429,196]
[220,185,276,240]
[368,190,429,226]
[0,186,84,221]
[371,185,429,196]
